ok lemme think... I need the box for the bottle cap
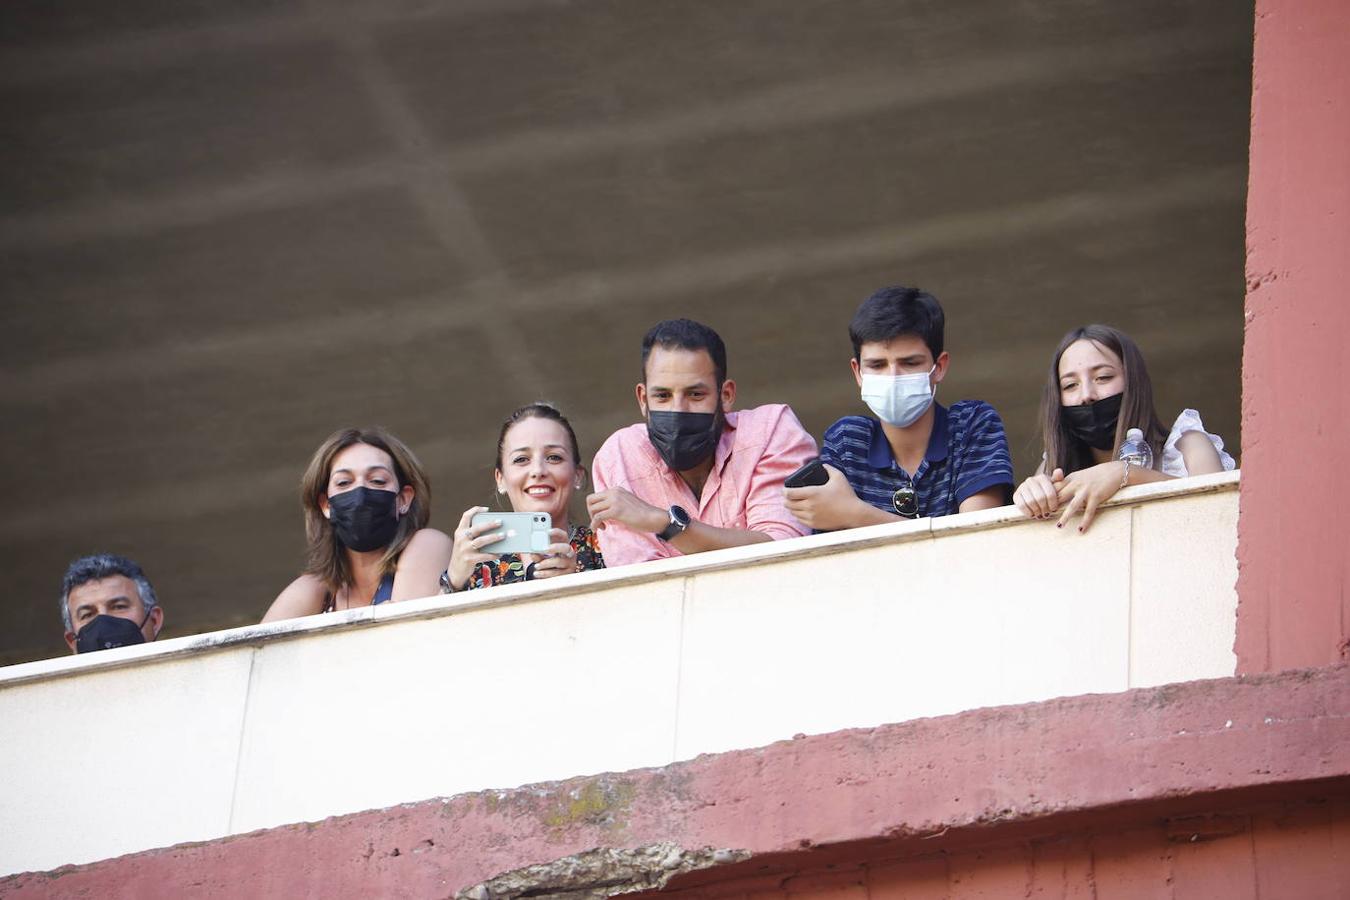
[1126,427,1144,441]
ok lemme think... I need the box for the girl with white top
[1013,324,1235,532]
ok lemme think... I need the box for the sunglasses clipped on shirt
[891,481,919,519]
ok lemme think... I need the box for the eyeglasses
[891,482,919,519]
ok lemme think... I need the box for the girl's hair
[1039,325,1168,474]
[493,402,583,472]
[300,426,431,592]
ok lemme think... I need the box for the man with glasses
[784,286,1012,530]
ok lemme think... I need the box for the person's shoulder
[740,403,818,452]
[593,422,651,467]
[818,416,876,467]
[284,573,327,595]
[596,423,648,450]
[734,403,804,429]
[1168,408,1209,436]
[823,414,878,443]
[404,527,452,553]
[263,573,328,622]
[1163,408,1235,472]
[824,413,875,433]
[948,400,1007,432]
[948,398,1000,418]
[729,403,812,450]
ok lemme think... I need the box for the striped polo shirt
[820,401,1013,520]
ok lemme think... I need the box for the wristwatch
[656,505,691,541]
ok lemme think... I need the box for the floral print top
[440,524,605,592]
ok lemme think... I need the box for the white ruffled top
[1160,408,1236,478]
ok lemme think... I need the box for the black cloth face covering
[646,410,723,471]
[327,486,401,552]
[74,613,149,653]
[1061,392,1123,451]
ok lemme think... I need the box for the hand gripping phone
[783,457,829,488]
[472,511,552,555]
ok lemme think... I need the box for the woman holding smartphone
[442,403,605,592]
[263,426,453,621]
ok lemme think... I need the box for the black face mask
[74,613,149,654]
[646,410,723,472]
[328,486,401,552]
[1061,392,1123,451]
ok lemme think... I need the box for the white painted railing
[0,471,1239,876]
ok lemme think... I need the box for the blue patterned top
[820,402,1013,521]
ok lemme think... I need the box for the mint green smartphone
[472,511,552,555]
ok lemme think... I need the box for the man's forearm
[956,485,1008,514]
[846,501,902,528]
[667,520,773,554]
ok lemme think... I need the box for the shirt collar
[867,403,950,469]
[711,410,739,474]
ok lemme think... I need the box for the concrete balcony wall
[0,472,1238,876]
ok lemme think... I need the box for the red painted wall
[654,799,1350,900]
[1237,0,1350,671]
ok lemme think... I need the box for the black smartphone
[784,457,829,488]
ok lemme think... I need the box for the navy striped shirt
[820,402,1013,519]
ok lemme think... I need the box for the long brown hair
[1039,325,1168,475]
[299,426,431,592]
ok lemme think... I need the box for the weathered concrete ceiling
[0,0,1251,664]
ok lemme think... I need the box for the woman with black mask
[1013,325,1235,533]
[262,427,452,622]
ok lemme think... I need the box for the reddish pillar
[1237,0,1350,672]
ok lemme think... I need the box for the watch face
[670,505,691,527]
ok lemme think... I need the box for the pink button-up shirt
[590,404,817,567]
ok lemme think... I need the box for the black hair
[848,286,945,360]
[640,319,728,387]
[494,402,583,471]
[59,553,158,632]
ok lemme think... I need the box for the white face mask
[860,365,937,428]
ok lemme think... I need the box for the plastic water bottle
[1118,427,1153,470]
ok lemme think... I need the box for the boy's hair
[641,319,728,386]
[848,286,945,360]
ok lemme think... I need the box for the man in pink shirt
[587,319,817,567]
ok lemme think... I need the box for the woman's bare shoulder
[261,573,328,623]
[406,527,453,550]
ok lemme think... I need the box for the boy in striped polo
[783,286,1013,530]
